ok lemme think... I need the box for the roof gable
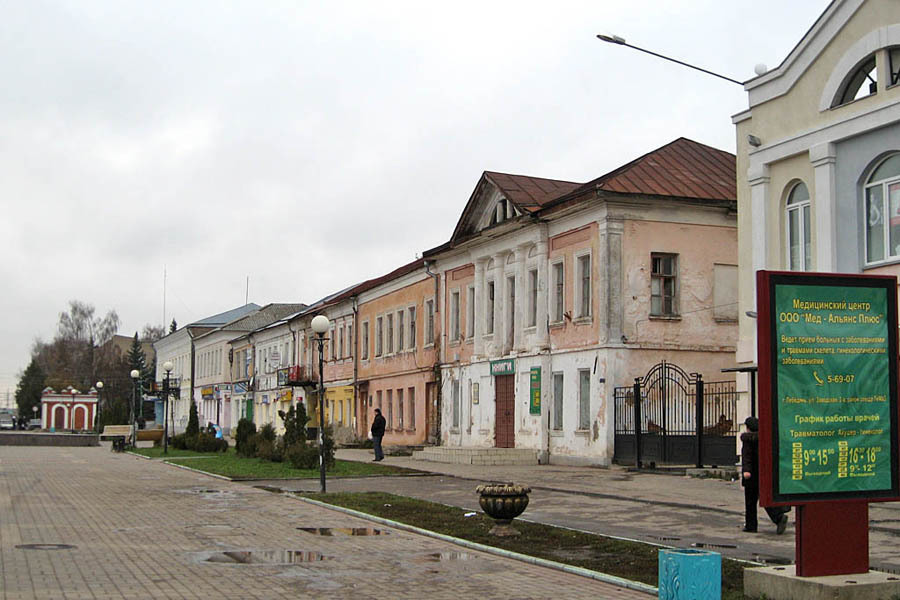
[450,171,579,243]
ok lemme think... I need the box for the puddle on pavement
[692,542,737,550]
[297,527,387,536]
[176,488,233,497]
[205,550,327,565]
[254,485,285,494]
[417,552,475,562]
[650,536,681,542]
[16,544,76,550]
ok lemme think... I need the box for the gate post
[633,378,642,469]
[695,374,704,468]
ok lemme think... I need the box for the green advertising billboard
[761,272,899,503]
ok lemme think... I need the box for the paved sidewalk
[0,446,649,599]
[279,449,900,572]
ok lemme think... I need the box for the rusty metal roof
[483,171,580,212]
[572,137,736,202]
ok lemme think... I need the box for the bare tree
[140,324,165,343]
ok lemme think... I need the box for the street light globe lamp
[162,361,174,455]
[95,381,103,433]
[70,389,77,431]
[130,369,140,447]
[310,315,330,493]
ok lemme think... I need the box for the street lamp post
[95,381,103,433]
[163,361,174,454]
[311,314,330,493]
[130,369,140,447]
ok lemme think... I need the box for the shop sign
[490,359,515,376]
[201,386,214,399]
[277,368,290,387]
[759,271,899,503]
[529,367,541,415]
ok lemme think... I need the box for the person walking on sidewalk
[371,408,386,461]
[741,416,788,534]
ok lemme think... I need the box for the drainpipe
[352,296,360,439]
[424,259,441,445]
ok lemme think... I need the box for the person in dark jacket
[370,408,386,461]
[741,416,788,533]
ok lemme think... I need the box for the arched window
[786,182,811,271]
[833,54,877,107]
[865,154,900,264]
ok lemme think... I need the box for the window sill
[574,429,590,436]
[649,315,681,322]
[449,427,460,434]
[449,339,461,347]
[549,321,565,329]
[523,325,537,332]
[573,316,592,325]
[550,430,564,437]
[713,317,738,324]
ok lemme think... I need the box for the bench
[136,428,164,442]
[100,425,133,452]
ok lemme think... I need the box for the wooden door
[53,406,65,430]
[425,382,438,444]
[494,374,515,448]
[74,406,85,430]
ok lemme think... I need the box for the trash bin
[658,548,721,600]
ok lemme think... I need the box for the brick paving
[0,446,650,599]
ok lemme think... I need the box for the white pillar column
[811,142,837,272]
[749,163,771,298]
[535,226,550,349]
[513,244,528,352]
[473,256,487,358]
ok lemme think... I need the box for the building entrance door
[494,374,515,448]
[53,406,65,430]
[425,382,438,444]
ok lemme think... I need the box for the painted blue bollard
[658,548,721,600]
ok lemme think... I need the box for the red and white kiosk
[41,386,98,431]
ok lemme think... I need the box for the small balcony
[287,365,318,387]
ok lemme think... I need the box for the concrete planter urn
[475,483,531,537]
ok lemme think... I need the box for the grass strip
[164,455,416,479]
[132,447,236,459]
[301,491,748,600]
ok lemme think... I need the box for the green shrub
[285,442,319,470]
[235,418,256,453]
[238,432,259,458]
[279,404,308,448]
[186,400,200,437]
[170,432,227,453]
[256,439,276,462]
[258,423,276,443]
[172,433,190,450]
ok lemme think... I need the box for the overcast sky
[0,0,827,403]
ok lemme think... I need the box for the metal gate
[614,361,738,467]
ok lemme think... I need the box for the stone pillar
[493,251,508,357]
[473,256,487,358]
[605,218,624,344]
[513,244,528,352]
[535,226,550,349]
[811,142,837,272]
[749,163,771,298]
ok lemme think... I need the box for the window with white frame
[408,386,415,430]
[466,286,475,339]
[338,327,344,359]
[577,253,591,319]
[786,182,811,271]
[397,388,404,429]
[386,313,394,354]
[650,254,678,317]
[506,275,515,346]
[386,389,393,429]
[450,290,460,341]
[330,328,336,360]
[865,154,900,264]
[552,372,563,430]
[347,324,352,358]
[425,299,434,345]
[578,370,590,430]
[375,316,383,357]
[397,310,405,352]
[362,322,369,360]
[408,306,417,349]
[528,268,538,328]
[552,261,564,323]
[486,280,495,334]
